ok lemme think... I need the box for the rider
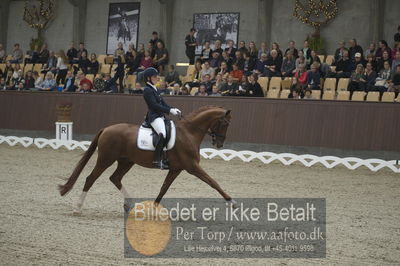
[140,67,181,169]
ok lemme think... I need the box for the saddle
[137,119,176,151]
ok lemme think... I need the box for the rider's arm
[143,88,171,114]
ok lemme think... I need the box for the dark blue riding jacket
[143,83,172,123]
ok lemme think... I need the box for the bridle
[180,114,230,140]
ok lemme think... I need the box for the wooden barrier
[0,91,399,152]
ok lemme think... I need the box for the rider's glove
[170,108,181,116]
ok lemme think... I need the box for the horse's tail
[58,129,104,196]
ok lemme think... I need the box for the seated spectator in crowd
[201,41,212,62]
[114,42,125,61]
[80,82,92,93]
[309,50,321,67]
[365,42,376,57]
[138,50,153,71]
[238,75,248,96]
[164,64,181,87]
[200,61,215,80]
[23,70,35,90]
[364,62,378,92]
[153,41,168,74]
[333,41,349,66]
[179,86,189,95]
[10,43,23,63]
[40,72,57,91]
[243,52,255,75]
[77,42,88,60]
[56,49,69,84]
[214,73,226,90]
[270,42,283,60]
[156,81,169,95]
[4,70,14,90]
[289,89,301,99]
[301,40,312,62]
[285,41,298,58]
[373,61,392,93]
[195,84,208,96]
[245,73,264,97]
[238,41,248,55]
[67,42,78,64]
[32,71,43,90]
[293,63,308,88]
[330,50,352,78]
[129,82,144,94]
[348,38,363,59]
[221,51,233,71]
[303,89,314,99]
[102,73,118,93]
[229,63,244,82]
[76,71,94,92]
[265,49,282,77]
[0,77,7,90]
[213,40,223,57]
[224,40,237,59]
[85,53,99,75]
[232,51,245,70]
[209,84,222,96]
[281,51,296,77]
[392,51,400,72]
[149,31,163,52]
[209,52,221,68]
[38,43,50,64]
[392,43,400,59]
[375,40,392,60]
[25,44,39,64]
[199,73,213,94]
[257,42,269,60]
[125,43,136,61]
[62,71,76,92]
[388,65,400,97]
[3,61,14,79]
[295,50,307,71]
[78,51,91,74]
[216,61,229,77]
[220,75,240,96]
[170,83,181,95]
[366,53,378,72]
[306,63,321,90]
[43,51,57,75]
[12,64,22,79]
[248,41,258,59]
[350,52,366,71]
[93,73,105,92]
[12,69,24,90]
[126,50,141,74]
[0,43,5,63]
[254,53,269,76]
[377,51,392,72]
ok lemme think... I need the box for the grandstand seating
[269,77,281,90]
[125,75,136,88]
[323,78,336,92]
[258,77,269,94]
[322,90,335,100]
[100,64,111,74]
[337,90,350,101]
[325,55,334,65]
[366,91,380,102]
[337,78,350,91]
[311,90,321,99]
[280,89,290,99]
[267,88,280,98]
[351,91,366,101]
[381,92,395,102]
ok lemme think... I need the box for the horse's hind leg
[109,158,134,198]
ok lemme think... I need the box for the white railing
[1,135,399,173]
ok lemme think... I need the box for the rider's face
[150,75,158,85]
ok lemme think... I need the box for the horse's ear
[225,110,231,116]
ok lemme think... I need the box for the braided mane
[185,105,225,120]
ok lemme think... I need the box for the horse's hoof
[229,199,239,209]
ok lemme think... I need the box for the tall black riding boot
[153,134,169,170]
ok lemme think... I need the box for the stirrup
[153,160,169,170]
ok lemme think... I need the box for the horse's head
[209,109,231,148]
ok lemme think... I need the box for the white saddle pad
[137,121,176,151]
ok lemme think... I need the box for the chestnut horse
[58,105,236,213]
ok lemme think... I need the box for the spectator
[38,43,50,64]
[348,64,365,94]
[185,28,197,64]
[373,61,392,93]
[67,42,78,63]
[4,70,14,90]
[114,42,125,62]
[365,42,376,57]
[32,71,43,90]
[285,40,298,58]
[254,53,269,76]
[195,84,208,96]
[0,77,7,90]
[221,51,233,71]
[209,52,221,68]
[3,61,14,79]
[43,51,57,75]
[153,41,168,74]
[214,73,226,91]
[301,40,312,61]
[0,43,5,63]
[377,51,392,72]
[238,41,248,54]
[348,38,363,60]
[23,70,35,90]
[200,73,213,94]
[125,43,136,62]
[366,53,378,72]
[12,69,24,90]
[165,65,181,87]
[290,89,301,99]
[245,73,264,97]
[56,49,68,84]
[80,82,92,93]
[293,63,308,88]
[392,51,400,72]
[209,84,222,96]
[363,62,378,92]
[350,52,366,71]
[200,41,212,62]
[392,43,400,60]
[170,83,181,95]
[243,52,255,75]
[334,40,348,64]
[265,49,282,77]
[257,42,269,60]
[224,40,237,59]
[40,72,56,91]
[230,63,244,82]
[220,74,240,96]
[11,43,23,63]
[394,25,400,45]
[388,65,400,97]
[216,61,229,77]
[309,50,321,67]
[77,42,88,60]
[295,50,307,72]
[303,89,314,99]
[281,51,296,77]
[137,43,145,58]
[62,71,76,92]
[126,49,141,74]
[87,53,99,75]
[213,40,223,56]
[12,64,22,79]
[25,44,39,64]
[375,40,392,60]
[103,73,119,93]
[76,71,93,92]
[78,51,91,74]
[139,50,153,71]
[271,42,283,60]
[158,81,170,95]
[331,50,351,78]
[200,61,215,80]
[129,82,144,94]
[307,63,321,90]
[248,41,258,59]
[93,73,105,92]
[149,31,163,51]
[232,50,245,70]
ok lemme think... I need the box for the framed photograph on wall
[193,13,240,55]
[106,2,140,55]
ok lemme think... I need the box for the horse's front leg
[187,164,236,207]
[154,170,182,204]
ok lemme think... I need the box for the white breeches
[151,117,166,137]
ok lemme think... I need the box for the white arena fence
[0,135,399,173]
